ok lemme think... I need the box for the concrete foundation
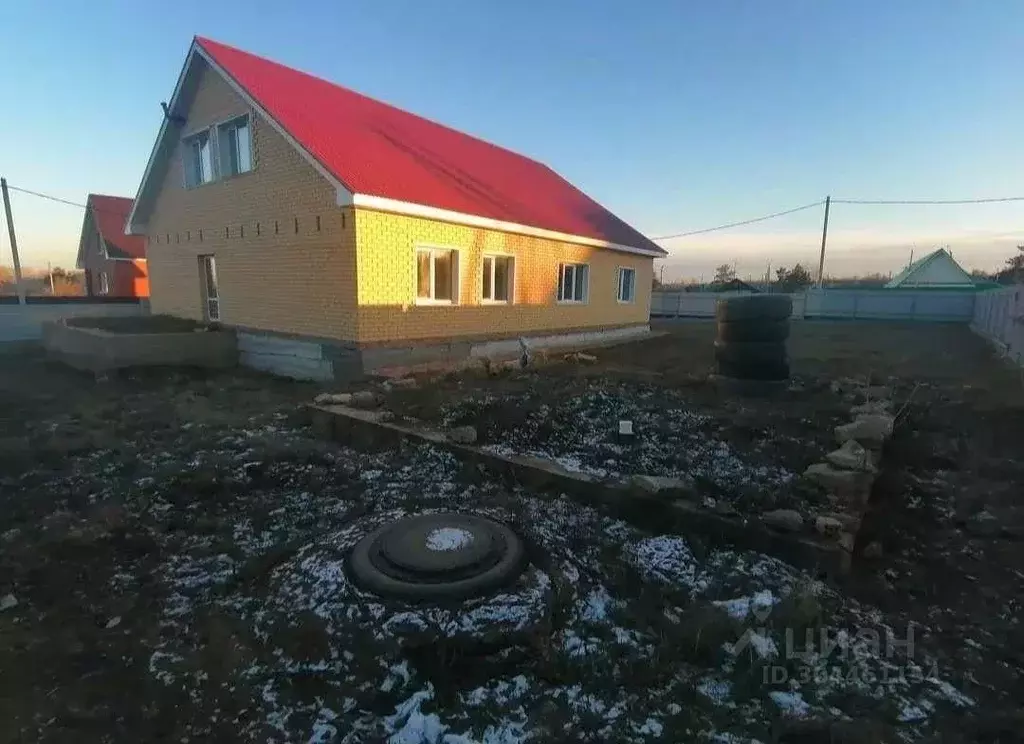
[42,319,236,372]
[237,324,652,381]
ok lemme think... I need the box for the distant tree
[45,267,84,296]
[775,263,813,291]
[713,264,736,283]
[994,245,1024,284]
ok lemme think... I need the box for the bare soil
[0,321,1021,742]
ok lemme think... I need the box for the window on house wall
[98,272,109,295]
[218,116,252,177]
[199,255,220,321]
[617,267,636,303]
[183,131,214,188]
[482,256,514,303]
[416,248,458,303]
[557,263,589,303]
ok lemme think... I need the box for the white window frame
[98,272,109,295]
[182,129,215,188]
[616,266,637,304]
[217,114,253,178]
[199,255,220,321]
[415,246,460,305]
[557,262,589,304]
[181,112,256,189]
[481,254,515,304]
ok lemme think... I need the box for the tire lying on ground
[715,294,793,322]
[715,318,791,343]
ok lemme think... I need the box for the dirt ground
[0,321,1021,742]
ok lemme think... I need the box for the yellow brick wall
[352,209,653,344]
[142,60,358,339]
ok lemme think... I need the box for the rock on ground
[803,463,873,504]
[815,516,843,536]
[762,509,804,532]
[835,414,894,446]
[629,474,694,496]
[825,439,876,472]
[447,425,478,445]
[313,392,352,405]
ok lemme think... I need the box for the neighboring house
[884,248,975,289]
[706,278,759,293]
[126,37,666,376]
[76,194,149,297]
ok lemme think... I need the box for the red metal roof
[195,37,664,255]
[89,194,146,260]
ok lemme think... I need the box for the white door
[199,255,220,321]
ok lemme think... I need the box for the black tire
[715,294,793,322]
[714,340,788,367]
[348,513,526,601]
[716,318,790,343]
[717,358,790,381]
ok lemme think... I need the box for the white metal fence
[652,289,976,322]
[971,286,1024,365]
[0,299,146,345]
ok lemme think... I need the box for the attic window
[183,131,214,188]
[218,115,252,177]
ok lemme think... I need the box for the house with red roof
[76,194,149,298]
[127,37,664,376]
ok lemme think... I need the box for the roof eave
[350,193,665,257]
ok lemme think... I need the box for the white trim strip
[352,194,664,257]
[126,44,198,235]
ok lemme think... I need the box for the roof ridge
[195,36,551,170]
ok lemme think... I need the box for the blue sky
[1,0,1022,279]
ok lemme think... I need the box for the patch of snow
[768,690,810,718]
[927,678,974,708]
[385,686,447,743]
[636,717,663,736]
[581,585,615,623]
[898,699,933,722]
[697,678,733,706]
[745,631,779,659]
[627,535,708,593]
[714,590,778,621]
[425,526,474,552]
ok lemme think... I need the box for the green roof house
[884,248,975,289]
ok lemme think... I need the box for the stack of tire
[714,294,793,381]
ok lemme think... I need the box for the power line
[833,196,1024,205]
[4,184,131,220]
[652,201,824,240]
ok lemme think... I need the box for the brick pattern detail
[352,209,653,343]
[144,63,357,339]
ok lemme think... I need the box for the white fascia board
[351,193,663,257]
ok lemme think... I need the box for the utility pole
[1,178,26,305]
[659,265,664,285]
[816,195,831,288]
[47,261,55,295]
